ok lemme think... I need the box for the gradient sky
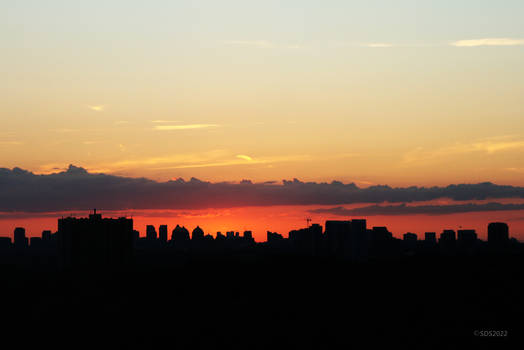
[2,1,524,186]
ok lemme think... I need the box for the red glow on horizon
[1,205,523,242]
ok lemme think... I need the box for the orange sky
[2,206,523,242]
[2,2,524,237]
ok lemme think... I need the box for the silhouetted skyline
[0,209,519,270]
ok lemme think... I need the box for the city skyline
[2,2,522,346]
[1,164,524,240]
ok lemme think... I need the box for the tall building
[350,219,369,260]
[14,227,28,248]
[289,223,323,255]
[424,232,437,244]
[146,225,157,240]
[57,209,134,268]
[159,225,168,243]
[403,232,418,242]
[192,226,204,241]
[457,229,477,248]
[403,232,418,251]
[488,222,509,245]
[439,230,456,243]
[171,225,190,243]
[325,220,351,255]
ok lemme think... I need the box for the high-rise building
[192,226,204,241]
[424,232,437,244]
[403,232,418,242]
[439,230,456,243]
[57,209,133,268]
[42,230,52,241]
[14,227,28,248]
[488,222,509,245]
[325,220,351,255]
[457,229,477,248]
[146,225,157,240]
[171,225,190,243]
[159,225,168,243]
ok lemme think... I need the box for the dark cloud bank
[310,203,524,216]
[1,165,524,214]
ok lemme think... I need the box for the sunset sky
[1,1,524,239]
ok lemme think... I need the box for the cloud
[0,141,22,145]
[403,137,524,163]
[451,38,524,47]
[151,120,182,123]
[309,202,524,216]
[222,40,275,48]
[1,165,524,213]
[154,124,219,131]
[236,155,253,161]
[151,154,310,170]
[88,105,104,112]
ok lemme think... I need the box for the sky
[1,1,524,239]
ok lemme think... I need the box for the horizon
[1,164,524,240]
[2,2,523,345]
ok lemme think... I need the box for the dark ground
[1,252,522,348]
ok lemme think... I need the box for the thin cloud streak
[403,137,524,163]
[451,38,524,47]
[154,124,219,131]
[236,155,253,161]
[88,105,104,112]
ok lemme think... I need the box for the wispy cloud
[403,136,524,163]
[87,105,105,112]
[0,141,22,145]
[236,155,253,161]
[451,38,524,47]
[222,40,275,48]
[151,120,182,123]
[154,124,219,131]
[153,154,311,170]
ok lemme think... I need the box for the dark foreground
[1,253,522,348]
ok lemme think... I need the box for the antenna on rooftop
[306,218,312,227]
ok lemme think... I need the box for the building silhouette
[159,225,168,243]
[488,222,509,246]
[57,209,133,268]
[14,227,28,249]
[457,229,477,250]
[424,232,436,245]
[171,225,190,245]
[192,226,204,241]
[146,225,157,241]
